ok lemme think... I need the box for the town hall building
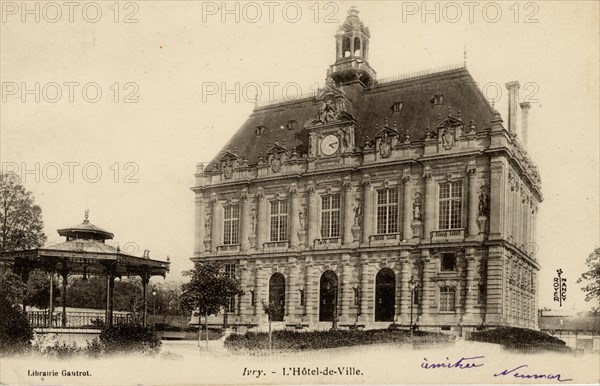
[191,7,542,334]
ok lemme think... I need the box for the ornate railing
[263,241,289,249]
[27,311,140,329]
[314,237,342,246]
[431,229,465,238]
[216,244,240,252]
[369,233,402,241]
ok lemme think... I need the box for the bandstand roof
[0,212,170,278]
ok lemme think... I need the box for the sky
[1,1,598,311]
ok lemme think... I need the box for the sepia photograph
[0,1,598,385]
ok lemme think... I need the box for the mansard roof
[207,67,495,169]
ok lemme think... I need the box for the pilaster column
[467,167,479,236]
[210,193,220,252]
[303,258,316,322]
[489,158,507,239]
[340,254,352,322]
[287,256,298,321]
[399,251,411,323]
[289,184,299,247]
[256,188,267,249]
[362,176,373,243]
[463,248,477,320]
[240,189,250,251]
[402,175,412,240]
[254,260,266,321]
[358,254,372,322]
[423,170,435,240]
[238,261,248,319]
[307,182,318,247]
[419,249,432,323]
[194,194,204,255]
[343,178,354,245]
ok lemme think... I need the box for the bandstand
[0,211,170,329]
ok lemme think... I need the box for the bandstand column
[141,272,149,327]
[423,171,435,240]
[61,270,68,328]
[289,184,299,248]
[402,175,412,240]
[362,178,373,243]
[467,167,479,237]
[256,188,267,249]
[307,183,318,247]
[399,251,411,323]
[343,179,354,245]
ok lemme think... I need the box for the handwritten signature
[494,365,573,382]
[421,357,573,382]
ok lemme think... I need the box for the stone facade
[190,7,542,334]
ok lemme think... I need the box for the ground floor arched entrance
[375,268,395,322]
[319,270,338,322]
[268,273,285,321]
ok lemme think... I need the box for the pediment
[266,144,287,155]
[374,125,399,138]
[219,151,238,162]
[435,115,463,129]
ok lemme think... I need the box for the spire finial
[84,209,89,222]
[463,41,467,68]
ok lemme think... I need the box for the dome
[57,210,114,241]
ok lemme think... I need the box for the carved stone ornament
[343,177,352,191]
[379,132,392,158]
[222,160,233,179]
[413,192,422,221]
[256,188,265,200]
[270,153,282,173]
[353,197,362,226]
[478,185,490,216]
[240,189,249,201]
[317,95,341,124]
[204,217,211,238]
[441,126,456,150]
[289,183,298,197]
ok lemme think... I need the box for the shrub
[39,341,82,359]
[99,324,161,355]
[225,329,454,351]
[0,295,33,355]
[469,327,571,352]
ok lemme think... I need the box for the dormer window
[430,94,444,106]
[286,120,297,130]
[256,125,266,136]
[391,101,403,113]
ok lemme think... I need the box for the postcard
[0,1,598,385]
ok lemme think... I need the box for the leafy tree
[0,172,46,252]
[180,262,243,347]
[23,271,60,309]
[577,247,600,312]
[0,294,33,354]
[0,268,26,306]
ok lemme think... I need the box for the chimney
[505,81,520,135]
[519,102,531,148]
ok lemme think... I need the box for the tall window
[224,264,236,313]
[321,194,341,238]
[440,286,456,312]
[439,182,463,229]
[270,200,288,241]
[223,204,240,245]
[376,188,398,234]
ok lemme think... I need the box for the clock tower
[327,6,376,87]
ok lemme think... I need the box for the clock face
[320,134,339,156]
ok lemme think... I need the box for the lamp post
[151,285,157,331]
[409,276,417,338]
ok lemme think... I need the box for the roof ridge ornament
[84,209,89,222]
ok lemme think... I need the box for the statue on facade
[413,192,422,221]
[341,125,355,150]
[353,198,362,226]
[250,208,257,234]
[478,188,490,216]
[204,217,211,238]
[270,153,282,173]
[299,205,306,230]
[317,97,340,124]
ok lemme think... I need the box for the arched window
[375,268,395,321]
[342,37,351,58]
[268,273,285,321]
[354,37,361,56]
[319,270,338,321]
